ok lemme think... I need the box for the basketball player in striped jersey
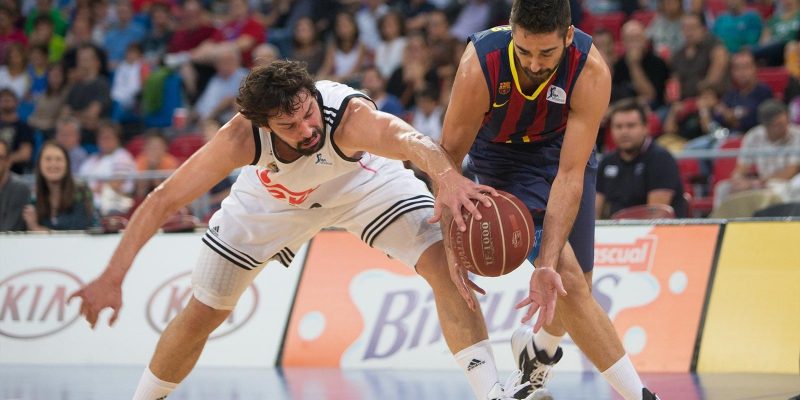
[69,60,538,400]
[436,1,660,399]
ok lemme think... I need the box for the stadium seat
[756,67,790,100]
[610,204,676,220]
[168,134,205,163]
[706,0,727,16]
[689,135,744,215]
[631,10,656,27]
[579,11,626,40]
[125,134,147,158]
[677,158,701,195]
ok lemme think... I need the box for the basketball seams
[502,192,534,254]
[488,195,506,276]
[467,200,484,276]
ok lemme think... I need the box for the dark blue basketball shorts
[467,138,597,273]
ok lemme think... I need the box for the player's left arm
[537,47,611,270]
[336,97,497,221]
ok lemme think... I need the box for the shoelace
[528,363,552,389]
[499,370,531,400]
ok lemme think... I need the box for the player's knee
[415,242,449,286]
[179,297,232,333]
[558,266,592,306]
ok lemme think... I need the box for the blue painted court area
[1,366,798,399]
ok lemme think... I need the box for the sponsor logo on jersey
[546,85,567,104]
[315,154,332,166]
[257,170,319,206]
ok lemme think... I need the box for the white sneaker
[510,325,562,399]
[486,370,532,400]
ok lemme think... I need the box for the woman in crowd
[28,63,70,136]
[289,16,325,76]
[23,140,94,231]
[319,12,369,86]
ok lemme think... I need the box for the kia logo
[146,271,259,340]
[0,268,84,339]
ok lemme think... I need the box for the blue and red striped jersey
[469,26,593,145]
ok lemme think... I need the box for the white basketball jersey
[228,80,403,210]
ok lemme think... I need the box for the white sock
[533,328,564,358]
[132,367,178,400]
[600,354,645,400]
[455,340,500,399]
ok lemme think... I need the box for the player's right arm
[70,114,256,328]
[440,42,488,168]
[437,42,492,310]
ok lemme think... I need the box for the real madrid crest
[268,161,279,173]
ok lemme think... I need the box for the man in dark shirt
[612,20,670,109]
[716,51,774,134]
[0,138,30,231]
[597,99,687,218]
[63,45,111,144]
[0,89,33,174]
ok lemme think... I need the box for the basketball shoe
[510,325,562,400]
[643,388,661,399]
[486,370,533,400]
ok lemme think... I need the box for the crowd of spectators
[1,0,800,232]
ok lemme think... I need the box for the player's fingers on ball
[463,201,482,221]
[452,209,467,231]
[477,185,499,197]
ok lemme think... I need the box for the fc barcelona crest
[498,81,511,95]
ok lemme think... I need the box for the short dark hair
[609,98,647,125]
[0,88,17,102]
[510,0,571,37]
[34,14,53,27]
[758,99,787,125]
[237,60,317,127]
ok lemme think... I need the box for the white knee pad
[191,246,265,310]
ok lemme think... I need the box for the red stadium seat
[610,204,676,220]
[688,135,744,215]
[125,134,147,158]
[579,11,626,40]
[677,158,701,195]
[168,134,205,163]
[711,135,743,186]
[706,0,727,16]
[756,67,790,100]
[631,10,656,27]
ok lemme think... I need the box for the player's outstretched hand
[515,267,567,332]
[428,169,498,232]
[442,237,485,311]
[68,274,123,329]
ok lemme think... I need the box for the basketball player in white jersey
[69,60,543,400]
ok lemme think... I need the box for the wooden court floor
[1,365,798,399]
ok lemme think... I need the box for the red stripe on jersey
[496,91,523,143]
[561,49,584,127]
[486,50,501,98]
